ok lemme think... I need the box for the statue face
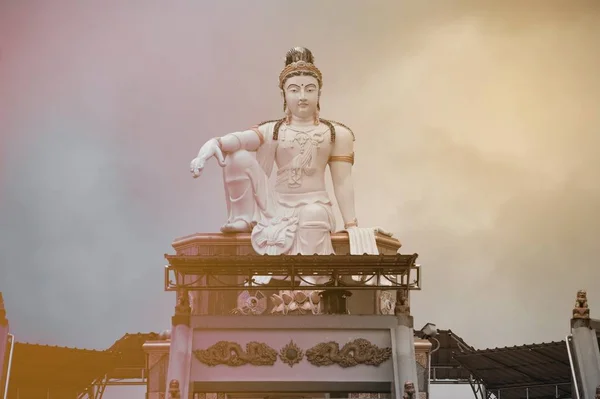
[283,74,320,119]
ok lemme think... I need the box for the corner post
[570,290,600,398]
[0,293,9,397]
[166,288,193,399]
[392,288,420,399]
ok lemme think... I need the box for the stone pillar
[392,289,419,399]
[166,288,193,399]
[414,339,431,398]
[144,338,171,399]
[570,290,600,398]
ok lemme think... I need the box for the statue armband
[249,125,265,145]
[328,152,355,165]
[220,129,264,152]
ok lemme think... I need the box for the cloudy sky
[1,1,599,398]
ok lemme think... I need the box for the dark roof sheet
[107,332,160,379]
[453,341,572,399]
[429,329,474,381]
[8,342,115,393]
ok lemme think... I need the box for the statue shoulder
[320,119,356,142]
[255,119,286,140]
[256,119,283,129]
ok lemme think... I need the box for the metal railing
[3,334,14,399]
[566,334,581,399]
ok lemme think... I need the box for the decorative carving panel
[306,339,392,368]
[194,341,277,366]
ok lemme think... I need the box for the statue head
[279,47,323,123]
[404,381,415,394]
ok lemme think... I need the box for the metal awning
[453,341,572,399]
[430,329,474,383]
[164,253,421,291]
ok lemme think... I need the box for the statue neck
[289,114,317,126]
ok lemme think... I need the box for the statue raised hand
[190,138,226,178]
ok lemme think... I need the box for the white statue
[190,47,358,257]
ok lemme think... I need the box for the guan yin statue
[190,47,364,268]
[168,47,422,399]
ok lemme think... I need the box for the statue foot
[221,219,254,234]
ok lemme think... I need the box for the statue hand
[190,139,226,178]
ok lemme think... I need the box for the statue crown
[279,47,323,89]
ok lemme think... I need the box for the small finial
[169,379,181,399]
[572,289,590,320]
[395,289,410,316]
[402,381,416,399]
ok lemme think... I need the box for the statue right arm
[217,126,264,153]
[190,125,266,178]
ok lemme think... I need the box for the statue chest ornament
[277,125,329,188]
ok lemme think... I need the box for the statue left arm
[329,126,358,229]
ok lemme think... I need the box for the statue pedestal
[148,316,431,399]
[159,232,426,399]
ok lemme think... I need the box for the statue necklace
[286,125,318,134]
[282,124,328,153]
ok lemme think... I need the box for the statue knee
[226,150,254,168]
[298,204,330,228]
[224,150,257,180]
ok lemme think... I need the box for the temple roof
[453,341,572,399]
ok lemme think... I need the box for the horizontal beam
[191,381,392,393]
[165,266,421,292]
[430,380,471,384]
[166,254,418,266]
[191,315,401,329]
[487,381,571,390]
[165,282,420,291]
[103,381,147,386]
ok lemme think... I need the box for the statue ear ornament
[285,107,292,125]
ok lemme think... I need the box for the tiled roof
[453,341,572,399]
